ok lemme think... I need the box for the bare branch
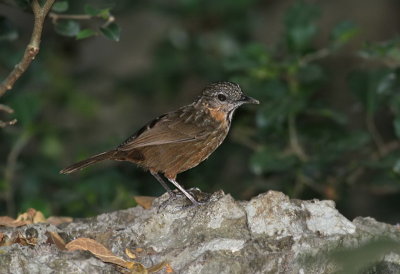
[288,113,309,162]
[0,104,17,127]
[0,0,55,127]
[0,0,55,97]
[4,132,32,216]
[299,48,331,66]
[0,104,14,113]
[0,118,17,128]
[48,12,115,28]
[49,13,92,23]
[365,113,386,156]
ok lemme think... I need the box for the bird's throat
[206,107,228,124]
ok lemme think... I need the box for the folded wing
[117,112,208,151]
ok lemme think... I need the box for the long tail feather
[60,150,115,174]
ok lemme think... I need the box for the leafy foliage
[100,23,120,42]
[1,0,400,221]
[50,2,120,41]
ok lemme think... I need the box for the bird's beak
[239,95,260,104]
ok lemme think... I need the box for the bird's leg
[151,172,175,198]
[166,177,201,206]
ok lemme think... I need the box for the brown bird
[60,82,259,205]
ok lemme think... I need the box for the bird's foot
[157,188,210,211]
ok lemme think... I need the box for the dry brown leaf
[66,238,134,269]
[0,216,15,224]
[46,216,73,225]
[165,263,174,273]
[0,233,13,247]
[13,208,45,225]
[46,231,66,250]
[125,248,136,259]
[0,216,25,227]
[130,263,148,274]
[13,236,29,246]
[133,196,156,209]
[15,208,36,223]
[33,211,46,223]
[0,230,39,247]
[135,247,143,253]
[14,233,37,246]
[0,209,73,227]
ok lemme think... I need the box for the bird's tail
[60,150,115,174]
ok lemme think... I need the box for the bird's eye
[218,94,226,101]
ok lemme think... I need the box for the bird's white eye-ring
[218,94,227,101]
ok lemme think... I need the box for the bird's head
[199,82,259,112]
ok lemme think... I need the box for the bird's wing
[117,111,209,151]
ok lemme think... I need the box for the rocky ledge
[1,190,400,273]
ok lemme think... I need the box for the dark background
[1,0,400,224]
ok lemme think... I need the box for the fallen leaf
[46,216,73,225]
[165,263,174,273]
[130,263,148,274]
[33,211,46,223]
[147,261,168,273]
[66,238,134,269]
[15,208,36,223]
[0,209,73,227]
[0,233,12,247]
[135,247,143,253]
[14,233,37,246]
[0,216,25,227]
[0,216,14,224]
[125,248,136,259]
[46,232,67,250]
[133,196,156,209]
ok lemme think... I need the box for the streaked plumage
[60,82,259,205]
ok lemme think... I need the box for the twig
[0,0,55,127]
[365,113,385,156]
[49,12,115,28]
[0,118,17,128]
[4,132,32,216]
[346,140,400,185]
[0,0,55,96]
[0,104,14,113]
[288,113,308,162]
[299,48,331,66]
[49,13,92,22]
[0,104,17,127]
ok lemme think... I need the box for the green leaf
[84,4,100,16]
[14,0,31,10]
[41,135,62,159]
[360,38,400,66]
[285,1,320,53]
[331,21,358,47]
[84,5,111,19]
[100,23,120,42]
[54,20,80,37]
[76,29,97,40]
[348,69,394,114]
[0,16,18,41]
[52,1,69,13]
[298,64,324,84]
[97,8,111,20]
[9,91,41,128]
